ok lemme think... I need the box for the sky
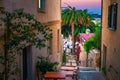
[61,0,101,15]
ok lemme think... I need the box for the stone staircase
[77,67,105,80]
[65,52,105,80]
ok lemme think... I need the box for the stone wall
[0,0,61,80]
[80,44,100,67]
[88,49,100,67]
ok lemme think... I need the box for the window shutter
[113,3,118,29]
[108,5,112,28]
[39,0,45,10]
[108,2,118,30]
[40,0,43,8]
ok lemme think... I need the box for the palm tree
[61,24,71,38]
[83,9,92,27]
[79,9,94,29]
[62,6,82,52]
[62,6,94,53]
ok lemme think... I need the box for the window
[38,0,45,10]
[108,2,118,30]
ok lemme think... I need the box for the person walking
[76,43,81,62]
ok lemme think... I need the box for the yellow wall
[102,0,120,79]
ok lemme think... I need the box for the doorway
[22,46,33,80]
[103,45,107,67]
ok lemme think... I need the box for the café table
[66,62,77,67]
[44,72,66,80]
[60,66,77,71]
[60,71,74,77]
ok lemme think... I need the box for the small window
[38,0,45,10]
[108,2,118,30]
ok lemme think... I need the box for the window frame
[38,0,46,12]
[108,2,118,30]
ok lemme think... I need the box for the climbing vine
[0,8,52,80]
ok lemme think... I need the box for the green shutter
[40,0,45,9]
[40,0,43,8]
[108,2,118,30]
[113,3,118,30]
[108,5,112,28]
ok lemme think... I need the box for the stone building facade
[0,0,61,80]
[101,0,120,79]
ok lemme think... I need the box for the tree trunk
[71,22,75,53]
[86,54,88,67]
[4,35,8,80]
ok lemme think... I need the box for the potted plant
[95,54,101,66]
[36,56,59,75]
[101,66,106,74]
[62,50,67,65]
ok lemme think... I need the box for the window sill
[107,27,116,30]
[37,9,46,13]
